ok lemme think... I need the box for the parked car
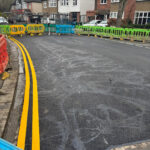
[97,20,108,27]
[0,17,8,25]
[41,17,56,24]
[83,20,102,26]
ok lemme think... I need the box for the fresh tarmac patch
[18,35,150,150]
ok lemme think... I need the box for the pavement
[108,140,150,150]
[0,40,18,138]
[17,35,150,150]
[0,39,24,145]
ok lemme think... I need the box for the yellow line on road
[11,37,40,150]
[9,37,30,150]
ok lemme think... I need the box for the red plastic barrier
[0,34,8,74]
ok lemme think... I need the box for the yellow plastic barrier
[10,25,25,35]
[26,24,45,35]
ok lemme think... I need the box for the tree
[0,0,15,12]
[95,0,98,10]
[116,0,128,27]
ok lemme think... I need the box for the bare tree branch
[0,0,15,12]
[116,0,127,27]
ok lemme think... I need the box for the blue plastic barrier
[56,25,75,34]
[0,138,22,150]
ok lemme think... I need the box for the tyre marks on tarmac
[20,36,150,150]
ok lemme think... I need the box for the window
[49,0,57,7]
[134,11,150,25]
[43,1,47,8]
[16,0,21,10]
[111,0,119,3]
[73,0,77,5]
[23,2,27,9]
[16,0,19,5]
[80,15,86,23]
[110,12,118,18]
[50,14,56,19]
[101,0,107,4]
[61,0,69,6]
[28,3,31,9]
[11,6,15,10]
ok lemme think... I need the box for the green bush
[121,23,150,29]
[108,18,150,29]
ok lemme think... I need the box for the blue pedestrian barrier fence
[56,25,75,34]
[0,138,22,150]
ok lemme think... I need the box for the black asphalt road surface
[19,35,150,150]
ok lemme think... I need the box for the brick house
[86,0,150,25]
[110,0,150,25]
[134,0,150,25]
[96,0,111,20]
[87,0,111,22]
[42,0,58,20]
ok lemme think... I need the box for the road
[19,35,150,150]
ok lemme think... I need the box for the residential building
[110,0,150,25]
[25,0,43,14]
[11,0,27,13]
[110,0,136,21]
[58,0,95,23]
[87,0,111,22]
[10,0,30,22]
[87,0,150,25]
[42,0,58,20]
[10,0,43,23]
[134,0,150,25]
[11,0,43,14]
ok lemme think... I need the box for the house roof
[11,0,21,5]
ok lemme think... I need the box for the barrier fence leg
[2,72,10,80]
[130,38,134,42]
[30,33,34,36]
[48,27,51,36]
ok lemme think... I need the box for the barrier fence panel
[10,25,26,35]
[50,24,56,33]
[0,24,149,42]
[0,34,8,74]
[26,24,45,35]
[44,24,49,32]
[0,25,10,35]
[0,138,21,150]
[44,24,56,33]
[75,26,150,42]
[56,25,75,34]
